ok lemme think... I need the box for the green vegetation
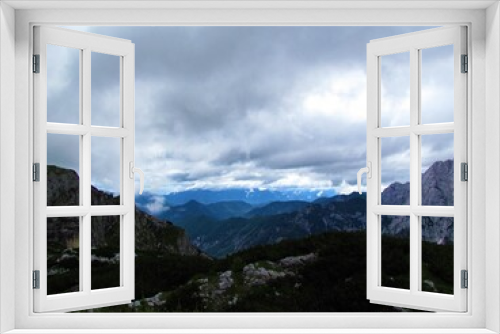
[422,241,454,294]
[53,230,454,312]
[134,252,213,298]
[381,235,410,290]
[47,246,79,295]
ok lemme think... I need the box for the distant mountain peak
[382,159,453,206]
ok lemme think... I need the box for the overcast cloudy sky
[46,26,454,195]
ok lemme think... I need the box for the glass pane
[91,136,121,204]
[91,52,121,127]
[421,133,454,206]
[47,217,80,295]
[380,52,410,128]
[421,216,454,294]
[47,44,80,124]
[91,215,120,290]
[381,215,410,290]
[381,136,410,205]
[47,133,80,206]
[421,45,454,124]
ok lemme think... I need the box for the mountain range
[48,159,454,259]
[136,187,336,208]
[147,160,454,257]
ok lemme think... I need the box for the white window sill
[4,330,498,334]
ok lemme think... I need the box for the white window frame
[366,26,468,312]
[33,26,136,312]
[0,1,498,333]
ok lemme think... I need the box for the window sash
[33,26,136,313]
[366,26,468,312]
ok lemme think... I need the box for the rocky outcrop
[130,292,166,308]
[381,159,454,207]
[380,159,455,244]
[243,263,287,286]
[421,216,454,245]
[422,160,454,206]
[47,166,80,206]
[188,253,317,310]
[381,182,410,205]
[279,253,317,267]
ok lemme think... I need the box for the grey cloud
[49,26,448,194]
[91,52,121,127]
[88,26,436,138]
[47,44,80,124]
[168,172,192,182]
[421,133,454,170]
[47,133,80,172]
[91,136,121,194]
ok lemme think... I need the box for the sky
[46,26,455,195]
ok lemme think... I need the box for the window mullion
[78,48,84,293]
[373,205,454,217]
[409,47,420,294]
[413,123,454,135]
[82,47,92,294]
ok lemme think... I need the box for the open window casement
[364,26,467,312]
[33,26,140,312]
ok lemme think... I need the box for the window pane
[91,52,121,127]
[47,133,80,206]
[91,136,121,204]
[421,216,454,294]
[421,45,454,124]
[47,44,80,124]
[91,215,120,290]
[381,215,410,290]
[47,217,80,295]
[421,133,454,206]
[381,136,410,205]
[380,52,410,127]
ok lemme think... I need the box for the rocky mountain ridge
[47,165,200,256]
[380,160,454,245]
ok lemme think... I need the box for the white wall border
[1,2,494,334]
[0,2,16,334]
[485,2,500,333]
[2,1,497,10]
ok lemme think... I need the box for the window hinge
[461,54,468,73]
[461,270,468,289]
[33,54,40,73]
[33,163,40,182]
[461,162,468,181]
[33,270,40,289]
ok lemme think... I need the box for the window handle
[357,162,372,194]
[129,162,144,195]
